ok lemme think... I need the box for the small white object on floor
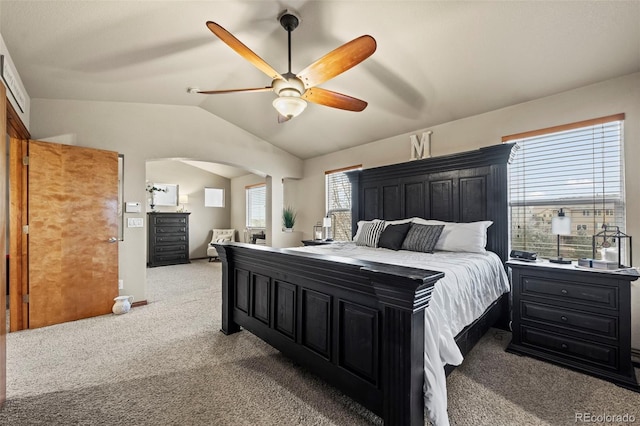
[112,295,134,314]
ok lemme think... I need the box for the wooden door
[28,140,119,328]
[1,84,8,406]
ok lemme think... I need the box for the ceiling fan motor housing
[273,75,305,97]
[278,11,300,32]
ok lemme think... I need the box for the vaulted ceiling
[1,1,639,160]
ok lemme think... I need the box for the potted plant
[282,205,297,232]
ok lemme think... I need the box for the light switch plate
[127,217,144,228]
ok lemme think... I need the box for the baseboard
[132,300,148,308]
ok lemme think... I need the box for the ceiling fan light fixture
[273,96,307,119]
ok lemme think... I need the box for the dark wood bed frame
[216,143,516,425]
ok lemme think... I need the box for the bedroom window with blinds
[506,113,625,260]
[246,183,266,228]
[326,165,361,241]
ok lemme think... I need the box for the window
[246,183,266,228]
[325,165,361,241]
[204,188,224,207]
[507,114,625,260]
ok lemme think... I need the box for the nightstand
[506,260,639,391]
[301,239,334,246]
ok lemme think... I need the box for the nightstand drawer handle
[561,289,568,295]
[560,316,568,322]
[561,343,568,350]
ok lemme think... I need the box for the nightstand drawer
[521,276,617,310]
[521,327,618,369]
[521,301,618,339]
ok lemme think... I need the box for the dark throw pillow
[378,222,412,251]
[401,223,445,253]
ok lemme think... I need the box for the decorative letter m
[410,131,432,160]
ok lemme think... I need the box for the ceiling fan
[190,11,376,122]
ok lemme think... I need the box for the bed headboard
[347,143,516,263]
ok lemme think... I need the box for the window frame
[325,165,361,241]
[504,113,626,261]
[245,183,266,229]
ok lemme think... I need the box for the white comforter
[289,243,510,426]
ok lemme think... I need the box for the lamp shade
[323,217,332,228]
[179,195,189,204]
[551,209,571,236]
[273,96,307,119]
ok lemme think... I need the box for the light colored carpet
[1,259,639,425]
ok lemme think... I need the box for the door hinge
[23,155,29,165]
[23,294,29,304]
[23,225,29,234]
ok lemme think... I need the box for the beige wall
[0,33,30,129]
[230,174,303,247]
[293,72,640,349]
[230,173,265,243]
[29,99,303,304]
[146,160,231,259]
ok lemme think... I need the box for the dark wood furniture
[215,144,515,425]
[147,212,191,267]
[507,260,639,391]
[301,239,333,246]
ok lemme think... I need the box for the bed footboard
[216,243,444,425]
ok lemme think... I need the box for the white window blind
[508,115,625,260]
[246,184,266,228]
[326,166,360,241]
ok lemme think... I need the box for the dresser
[147,212,191,267]
[507,260,639,391]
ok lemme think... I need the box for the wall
[229,174,303,248]
[0,33,29,129]
[230,173,264,243]
[146,160,231,258]
[292,72,640,350]
[30,99,303,304]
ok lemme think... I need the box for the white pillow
[411,218,493,253]
[214,234,233,244]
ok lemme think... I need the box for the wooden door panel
[1,84,8,405]
[29,141,118,328]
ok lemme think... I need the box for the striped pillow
[401,223,445,253]
[355,220,386,247]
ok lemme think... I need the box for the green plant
[282,206,297,229]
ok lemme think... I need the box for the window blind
[246,184,266,228]
[508,116,625,260]
[326,165,360,241]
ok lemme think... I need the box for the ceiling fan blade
[297,35,377,89]
[206,21,284,80]
[194,87,273,95]
[302,88,368,112]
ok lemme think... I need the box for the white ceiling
[1,1,639,162]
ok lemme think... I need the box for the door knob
[108,237,118,243]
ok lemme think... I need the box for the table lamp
[323,216,332,241]
[550,208,572,264]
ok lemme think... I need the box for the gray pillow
[401,223,445,253]
[355,220,386,248]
